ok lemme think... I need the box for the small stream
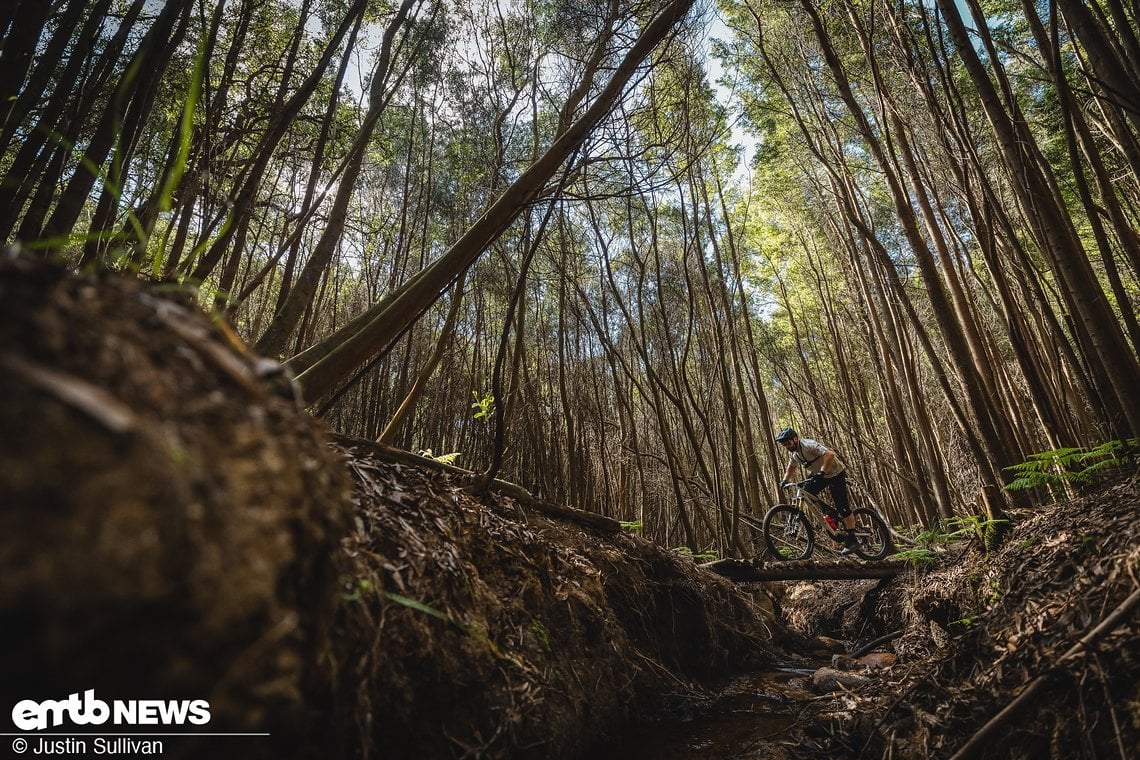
[594,666,824,759]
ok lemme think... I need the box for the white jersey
[790,438,845,476]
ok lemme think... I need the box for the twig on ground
[851,629,903,659]
[948,587,1140,760]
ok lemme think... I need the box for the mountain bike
[758,479,891,561]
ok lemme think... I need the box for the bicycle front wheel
[850,508,891,560]
[762,504,814,561]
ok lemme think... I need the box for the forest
[3,0,1139,547]
[1,0,1139,757]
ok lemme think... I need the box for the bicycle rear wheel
[849,508,891,560]
[762,504,814,561]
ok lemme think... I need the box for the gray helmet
[775,427,797,442]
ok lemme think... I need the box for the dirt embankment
[8,255,1132,759]
[0,256,352,756]
[771,478,1140,759]
[327,438,779,758]
[0,256,781,758]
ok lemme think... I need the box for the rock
[857,651,897,669]
[812,667,871,693]
[814,635,849,653]
[831,654,858,670]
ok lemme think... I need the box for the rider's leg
[802,476,838,528]
[828,473,856,532]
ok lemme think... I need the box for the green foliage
[340,577,373,601]
[1003,439,1139,492]
[889,514,1008,566]
[529,619,552,653]
[903,514,1006,548]
[986,580,1002,606]
[619,519,644,534]
[944,515,1009,545]
[965,572,1003,610]
[471,390,495,422]
[343,580,461,629]
[673,546,718,562]
[420,449,462,466]
[156,10,207,224]
[383,591,468,632]
[887,547,939,566]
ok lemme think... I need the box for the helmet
[775,427,797,442]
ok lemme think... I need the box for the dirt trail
[2,256,1136,758]
[758,479,1140,758]
[0,256,783,758]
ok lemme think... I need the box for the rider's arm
[819,450,837,477]
[782,460,797,482]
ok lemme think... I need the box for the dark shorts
[803,471,851,518]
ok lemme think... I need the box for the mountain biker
[775,427,858,554]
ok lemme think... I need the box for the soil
[2,254,1137,759]
[0,255,781,758]
[763,478,1140,759]
[324,437,784,759]
[0,255,352,757]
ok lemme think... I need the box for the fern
[1003,439,1138,491]
[432,452,462,466]
[944,515,1008,543]
[673,546,718,562]
[416,449,463,466]
[888,547,939,565]
[891,514,1007,566]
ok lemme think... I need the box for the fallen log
[329,434,624,534]
[702,557,906,582]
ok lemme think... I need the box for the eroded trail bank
[327,437,782,757]
[745,480,1140,759]
[0,257,782,758]
[7,257,1133,759]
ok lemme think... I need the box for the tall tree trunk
[937,0,1140,439]
[0,0,52,134]
[377,274,466,445]
[255,0,421,356]
[38,0,194,256]
[0,0,146,240]
[800,0,1013,524]
[289,0,697,401]
[0,0,95,155]
[186,0,369,281]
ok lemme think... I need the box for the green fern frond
[1003,439,1138,492]
[432,452,462,465]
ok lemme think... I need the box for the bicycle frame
[785,481,845,537]
[760,480,892,561]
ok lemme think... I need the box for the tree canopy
[2,0,1138,555]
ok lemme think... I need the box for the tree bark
[255,0,421,356]
[289,0,697,401]
[937,0,1140,439]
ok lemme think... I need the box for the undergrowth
[1003,438,1138,493]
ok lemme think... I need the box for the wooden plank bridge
[701,557,907,582]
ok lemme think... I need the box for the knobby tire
[850,507,891,560]
[762,504,814,561]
